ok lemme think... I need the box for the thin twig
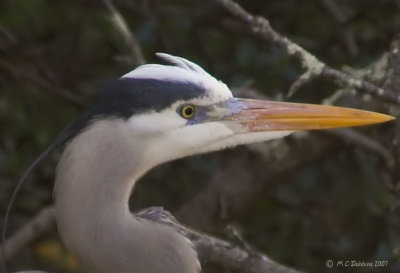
[325,128,395,169]
[318,0,358,56]
[286,70,319,98]
[0,23,18,45]
[0,59,84,107]
[102,0,145,66]
[1,206,56,261]
[213,0,400,104]
[226,224,256,253]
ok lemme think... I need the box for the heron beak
[216,98,394,132]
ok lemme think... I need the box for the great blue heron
[4,53,393,273]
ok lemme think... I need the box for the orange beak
[216,98,394,132]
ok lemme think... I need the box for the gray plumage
[54,119,200,273]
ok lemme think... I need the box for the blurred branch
[1,206,55,261]
[1,206,301,273]
[0,23,18,45]
[231,84,268,100]
[102,0,145,66]
[213,0,400,104]
[189,230,301,273]
[317,0,358,57]
[0,59,84,107]
[384,33,400,95]
[325,128,395,169]
[178,132,341,231]
[286,70,319,98]
[384,33,400,234]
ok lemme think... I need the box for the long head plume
[0,110,95,270]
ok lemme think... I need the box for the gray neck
[54,119,200,273]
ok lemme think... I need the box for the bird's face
[120,54,392,167]
[126,91,392,168]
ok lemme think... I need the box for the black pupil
[184,107,193,116]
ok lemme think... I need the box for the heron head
[74,53,393,168]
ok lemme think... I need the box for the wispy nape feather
[1,110,94,269]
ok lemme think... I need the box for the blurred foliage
[0,0,400,272]
[33,240,83,272]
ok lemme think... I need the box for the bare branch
[12,271,48,273]
[0,59,84,107]
[325,128,395,169]
[318,0,358,56]
[321,66,399,103]
[0,23,18,45]
[286,70,319,98]
[178,132,342,231]
[384,33,400,92]
[2,205,301,273]
[213,0,400,104]
[102,0,145,66]
[1,206,56,261]
[189,230,301,273]
[383,34,400,261]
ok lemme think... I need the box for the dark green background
[0,0,399,272]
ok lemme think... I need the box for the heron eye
[180,105,196,119]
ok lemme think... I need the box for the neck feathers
[54,119,200,273]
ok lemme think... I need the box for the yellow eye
[180,105,196,119]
